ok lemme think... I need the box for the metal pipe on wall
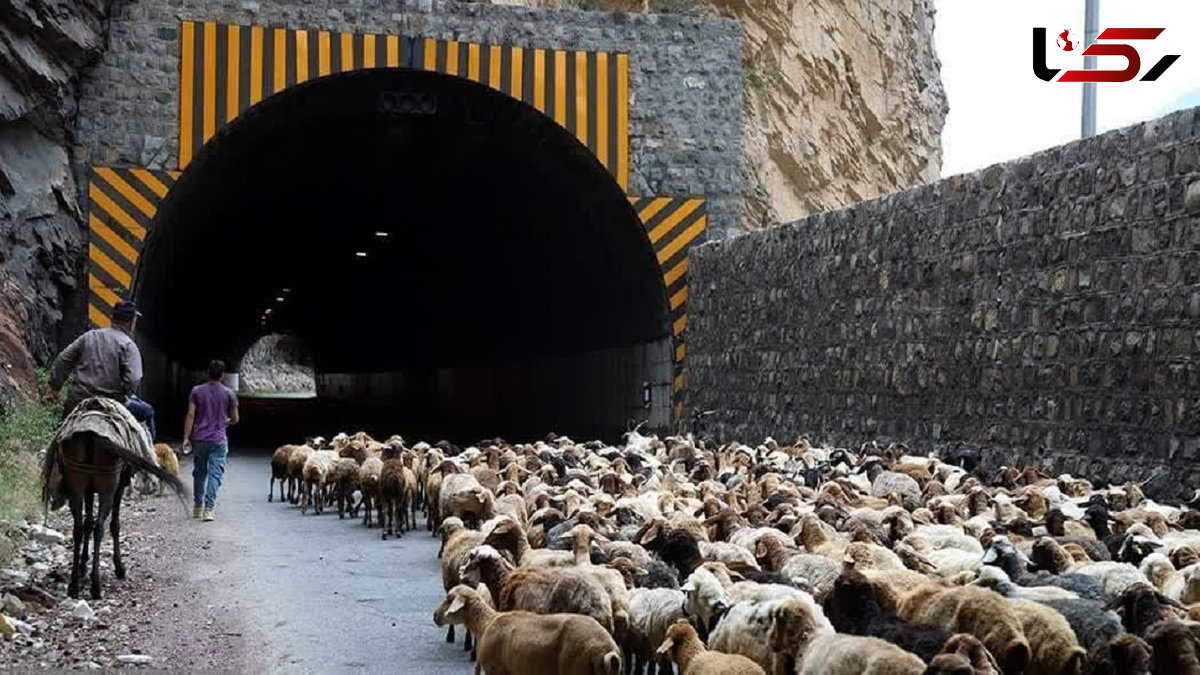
[1082,0,1100,137]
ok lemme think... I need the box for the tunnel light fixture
[355,251,368,258]
[281,288,291,294]
[275,297,285,302]
[265,308,273,315]
[375,231,389,238]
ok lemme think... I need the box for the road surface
[176,450,468,674]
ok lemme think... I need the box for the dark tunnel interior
[134,69,671,443]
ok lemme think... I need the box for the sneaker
[202,508,215,522]
[193,506,203,518]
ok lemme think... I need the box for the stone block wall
[686,107,1200,497]
[73,0,743,236]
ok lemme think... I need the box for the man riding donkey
[41,300,182,599]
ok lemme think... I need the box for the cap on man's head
[111,300,142,322]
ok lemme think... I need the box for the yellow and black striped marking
[178,21,630,190]
[86,166,179,328]
[629,196,708,395]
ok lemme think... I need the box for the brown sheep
[1009,599,1087,674]
[898,584,1031,674]
[285,445,313,505]
[460,545,614,634]
[379,458,407,540]
[358,457,383,528]
[656,620,763,675]
[927,634,1002,675]
[438,517,486,650]
[325,457,360,519]
[434,585,621,675]
[153,443,180,496]
[269,444,294,502]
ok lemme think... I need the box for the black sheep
[1084,633,1153,675]
[821,570,950,663]
[1106,586,1186,637]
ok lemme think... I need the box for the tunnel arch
[134,68,672,441]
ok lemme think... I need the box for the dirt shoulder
[0,485,259,671]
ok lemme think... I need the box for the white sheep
[628,588,687,671]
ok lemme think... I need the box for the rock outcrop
[0,0,112,366]
[493,0,948,228]
[238,334,315,394]
[710,0,947,227]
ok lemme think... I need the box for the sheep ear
[981,547,998,564]
[655,637,674,657]
[447,595,466,615]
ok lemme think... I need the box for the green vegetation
[0,370,60,530]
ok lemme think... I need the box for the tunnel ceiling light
[375,231,389,237]
[265,308,273,315]
[281,288,292,293]
[355,251,368,258]
[275,297,285,302]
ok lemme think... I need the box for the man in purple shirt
[182,360,239,521]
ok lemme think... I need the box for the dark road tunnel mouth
[133,68,672,443]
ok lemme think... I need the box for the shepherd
[46,300,157,439]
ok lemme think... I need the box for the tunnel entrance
[133,68,670,443]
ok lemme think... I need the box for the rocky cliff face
[711,0,947,227]
[543,0,947,228]
[0,0,112,374]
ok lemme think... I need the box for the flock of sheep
[268,430,1200,675]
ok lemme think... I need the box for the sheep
[358,457,383,528]
[285,444,313,504]
[1084,633,1153,675]
[433,585,621,675]
[680,568,729,638]
[153,443,180,496]
[300,450,338,515]
[325,457,360,519]
[1071,561,1155,601]
[655,620,764,675]
[439,517,486,648]
[709,596,832,672]
[795,634,926,675]
[898,584,1031,673]
[822,569,950,663]
[379,458,408,540]
[460,545,615,634]
[1145,620,1200,674]
[1141,554,1200,604]
[986,537,1108,602]
[1106,585,1188,636]
[1009,598,1087,674]
[425,459,457,533]
[440,473,496,530]
[627,588,686,675]
[926,634,1002,675]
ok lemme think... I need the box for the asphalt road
[190,450,469,674]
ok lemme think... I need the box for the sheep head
[933,634,1001,675]
[433,586,475,627]
[458,545,511,586]
[1117,533,1163,565]
[1027,537,1069,573]
[655,620,698,661]
[895,542,938,575]
[767,599,818,655]
[1171,545,1200,569]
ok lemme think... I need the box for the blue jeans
[125,396,156,441]
[192,440,228,509]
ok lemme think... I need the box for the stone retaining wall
[686,107,1200,497]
